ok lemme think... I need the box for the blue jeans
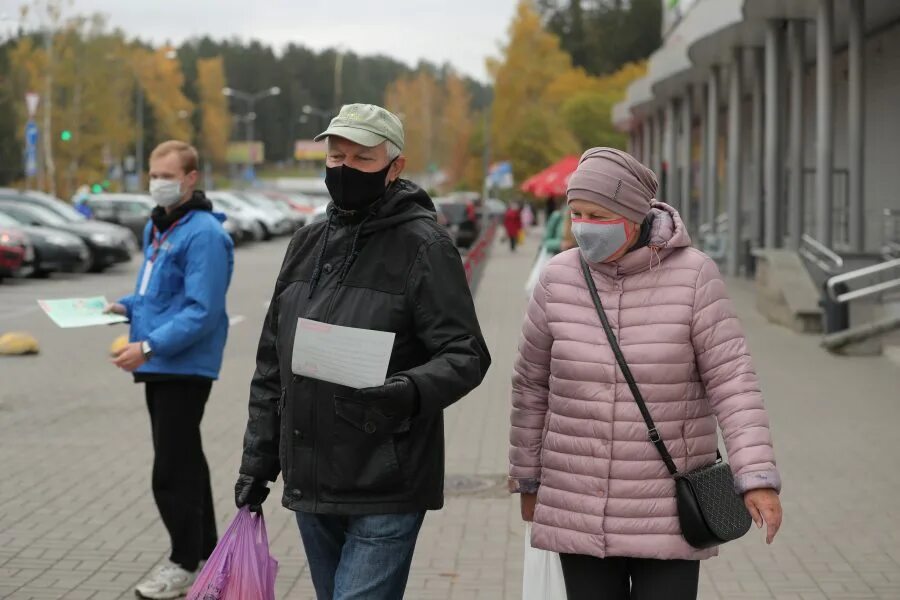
[296,511,426,600]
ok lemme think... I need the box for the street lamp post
[223,86,281,177]
[302,105,331,132]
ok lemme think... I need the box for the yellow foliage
[489,0,579,180]
[134,47,194,143]
[384,70,441,175]
[9,17,136,198]
[196,57,231,167]
[440,73,474,188]
[489,1,650,182]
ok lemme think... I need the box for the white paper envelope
[291,319,396,389]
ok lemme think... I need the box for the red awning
[520,156,580,198]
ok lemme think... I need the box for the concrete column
[706,67,720,232]
[680,86,693,228]
[751,47,765,248]
[816,0,835,246]
[727,49,744,277]
[642,120,652,166]
[848,0,865,251]
[788,21,807,249]
[698,82,709,237]
[665,98,678,210]
[654,109,665,178]
[765,21,786,248]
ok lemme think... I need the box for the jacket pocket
[325,395,409,495]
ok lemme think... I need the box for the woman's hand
[743,489,783,544]
[520,493,537,522]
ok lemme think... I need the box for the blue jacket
[119,209,234,380]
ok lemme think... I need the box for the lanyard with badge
[138,219,182,295]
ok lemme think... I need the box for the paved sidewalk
[2,229,900,599]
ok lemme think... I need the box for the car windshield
[210,194,241,210]
[26,192,86,222]
[0,202,69,226]
[0,213,21,228]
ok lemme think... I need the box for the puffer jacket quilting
[509,202,780,561]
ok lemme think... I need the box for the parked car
[0,188,91,224]
[0,226,32,281]
[434,198,480,249]
[227,191,294,236]
[207,193,265,242]
[0,212,89,277]
[82,193,153,242]
[207,191,281,240]
[238,191,303,232]
[0,201,132,272]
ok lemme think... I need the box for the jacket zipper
[310,232,350,511]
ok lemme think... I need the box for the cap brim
[314,125,387,148]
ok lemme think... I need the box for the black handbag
[579,257,752,549]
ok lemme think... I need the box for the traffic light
[60,130,72,142]
[102,180,111,189]
[91,183,103,194]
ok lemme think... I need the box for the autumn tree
[9,14,135,198]
[196,56,230,167]
[439,73,474,188]
[384,70,440,176]
[134,46,194,143]
[489,0,579,181]
[490,1,646,184]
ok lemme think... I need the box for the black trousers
[559,553,700,600]
[145,380,217,571]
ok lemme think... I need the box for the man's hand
[104,303,127,316]
[111,342,146,372]
[520,493,537,522]
[235,474,270,513]
[355,376,419,417]
[743,488,783,544]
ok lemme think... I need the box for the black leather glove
[234,474,270,513]
[354,375,419,418]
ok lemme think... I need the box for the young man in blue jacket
[107,140,234,599]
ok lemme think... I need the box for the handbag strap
[579,256,680,476]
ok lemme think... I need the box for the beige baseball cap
[314,103,405,150]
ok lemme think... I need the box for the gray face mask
[572,218,631,263]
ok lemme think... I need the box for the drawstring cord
[648,245,662,272]
[339,213,373,284]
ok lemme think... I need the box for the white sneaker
[134,561,197,599]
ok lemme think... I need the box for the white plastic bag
[522,523,567,600]
[524,247,552,298]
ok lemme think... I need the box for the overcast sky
[24,1,520,82]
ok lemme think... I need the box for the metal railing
[826,258,900,304]
[883,208,900,260]
[800,234,844,275]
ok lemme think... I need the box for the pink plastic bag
[187,507,278,600]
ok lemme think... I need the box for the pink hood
[509,202,780,561]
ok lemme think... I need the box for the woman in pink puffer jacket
[509,148,783,599]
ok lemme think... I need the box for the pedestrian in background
[235,103,491,599]
[521,202,535,229]
[509,148,782,600]
[504,202,523,252]
[106,140,234,599]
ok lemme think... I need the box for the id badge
[138,260,154,296]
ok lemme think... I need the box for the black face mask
[325,162,393,212]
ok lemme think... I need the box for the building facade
[614,0,900,276]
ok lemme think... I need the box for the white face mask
[149,178,183,208]
[572,218,631,263]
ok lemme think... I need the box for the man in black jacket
[235,103,491,599]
